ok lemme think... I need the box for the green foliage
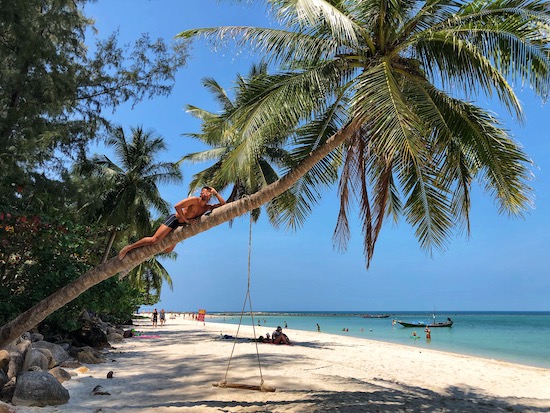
[179,0,550,267]
[0,0,187,331]
[181,64,305,226]
[122,216,175,300]
[0,211,141,330]
[76,126,183,238]
[0,0,189,203]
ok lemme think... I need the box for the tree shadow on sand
[84,328,549,413]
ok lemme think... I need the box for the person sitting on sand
[272,326,290,344]
[118,187,226,260]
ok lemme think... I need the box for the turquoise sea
[211,311,550,369]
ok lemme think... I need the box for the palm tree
[123,217,176,300]
[76,125,183,262]
[178,0,549,265]
[126,256,174,302]
[181,63,338,228]
[2,0,549,348]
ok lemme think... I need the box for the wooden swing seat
[212,381,276,392]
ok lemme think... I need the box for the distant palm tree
[126,255,174,302]
[76,125,182,262]
[181,63,337,228]
[3,0,549,348]
[123,217,175,300]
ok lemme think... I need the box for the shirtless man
[118,186,226,260]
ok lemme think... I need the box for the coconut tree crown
[178,0,549,267]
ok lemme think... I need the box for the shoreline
[29,315,550,412]
[204,312,550,369]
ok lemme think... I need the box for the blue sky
[85,0,550,312]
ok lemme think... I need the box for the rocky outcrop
[32,341,70,367]
[11,371,69,407]
[1,313,131,408]
[0,335,72,406]
[6,338,31,380]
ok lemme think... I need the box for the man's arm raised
[209,188,226,209]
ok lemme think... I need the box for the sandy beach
[23,315,550,413]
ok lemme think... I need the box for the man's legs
[118,224,173,260]
[273,334,289,344]
[162,244,177,254]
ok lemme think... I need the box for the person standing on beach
[160,309,166,326]
[118,187,226,260]
[317,323,321,332]
[152,309,158,327]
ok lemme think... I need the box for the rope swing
[212,213,275,392]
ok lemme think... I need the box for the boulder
[29,349,49,371]
[106,332,123,343]
[0,401,16,413]
[7,338,31,379]
[0,350,9,373]
[32,341,70,367]
[11,371,69,407]
[48,367,72,384]
[29,332,44,342]
[57,342,70,351]
[34,347,55,369]
[0,378,15,404]
[75,346,105,364]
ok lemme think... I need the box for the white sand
[22,315,550,413]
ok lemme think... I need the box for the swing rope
[216,213,273,391]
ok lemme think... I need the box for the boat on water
[362,314,390,318]
[396,318,454,328]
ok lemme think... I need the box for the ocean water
[210,311,550,369]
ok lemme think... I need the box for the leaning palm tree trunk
[0,120,359,349]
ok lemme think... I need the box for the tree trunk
[0,121,359,349]
[101,230,117,263]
